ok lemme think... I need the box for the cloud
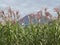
[0,0,60,18]
[0,4,8,8]
[21,3,28,7]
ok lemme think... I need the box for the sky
[0,0,60,18]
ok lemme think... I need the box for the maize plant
[54,7,60,20]
[0,20,60,45]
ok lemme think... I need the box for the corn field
[0,20,60,45]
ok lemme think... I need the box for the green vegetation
[0,20,60,45]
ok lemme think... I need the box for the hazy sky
[0,0,60,17]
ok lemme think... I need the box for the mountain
[18,9,54,25]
